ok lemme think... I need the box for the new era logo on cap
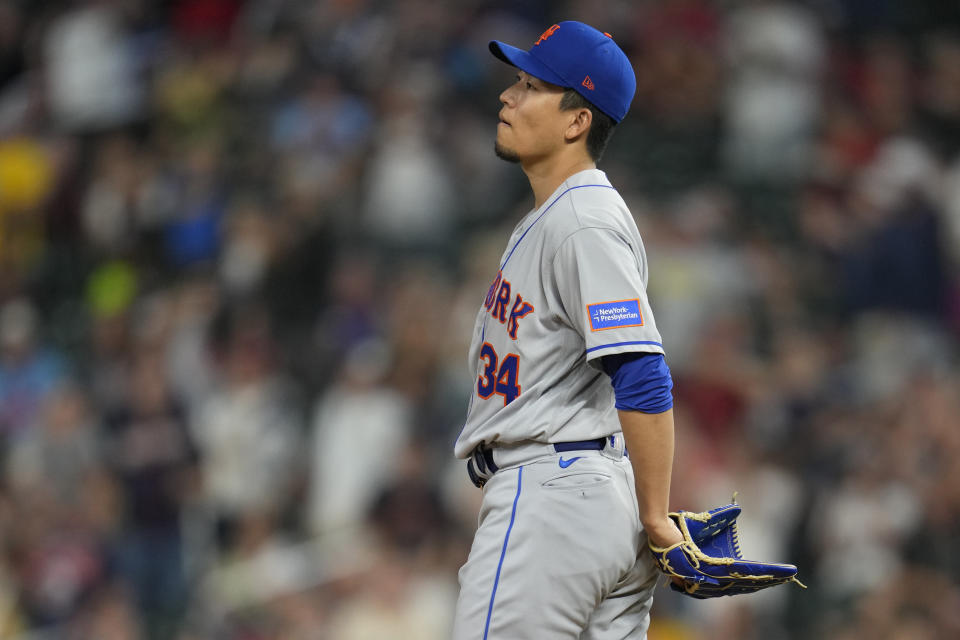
[489,21,637,123]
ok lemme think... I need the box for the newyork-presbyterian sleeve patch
[587,299,643,331]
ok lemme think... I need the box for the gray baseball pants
[452,442,659,639]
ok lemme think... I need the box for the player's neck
[523,154,596,209]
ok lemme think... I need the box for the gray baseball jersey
[452,168,664,639]
[454,168,664,459]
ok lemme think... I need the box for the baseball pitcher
[452,21,800,640]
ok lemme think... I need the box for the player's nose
[499,85,515,107]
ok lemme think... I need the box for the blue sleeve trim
[602,352,674,413]
[484,466,523,640]
[586,340,662,354]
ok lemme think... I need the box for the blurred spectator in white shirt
[44,4,143,132]
[307,337,412,536]
[190,305,303,538]
[722,0,825,182]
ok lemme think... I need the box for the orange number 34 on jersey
[477,343,520,405]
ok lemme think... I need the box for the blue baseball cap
[489,21,636,123]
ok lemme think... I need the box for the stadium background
[1,0,959,638]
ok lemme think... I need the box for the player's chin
[494,141,521,164]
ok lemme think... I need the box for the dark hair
[559,88,616,162]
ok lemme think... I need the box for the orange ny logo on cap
[534,24,560,45]
[582,76,595,90]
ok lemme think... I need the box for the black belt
[467,437,607,488]
[554,437,607,453]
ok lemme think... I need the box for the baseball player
[452,21,685,639]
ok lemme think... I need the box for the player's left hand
[643,514,684,549]
[643,515,693,589]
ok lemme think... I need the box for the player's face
[495,71,568,164]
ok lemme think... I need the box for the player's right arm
[617,407,684,548]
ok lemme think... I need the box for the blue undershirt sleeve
[601,352,674,414]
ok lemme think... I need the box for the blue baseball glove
[648,502,806,599]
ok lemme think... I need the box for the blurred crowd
[1,0,960,638]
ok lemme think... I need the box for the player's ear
[564,107,592,142]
